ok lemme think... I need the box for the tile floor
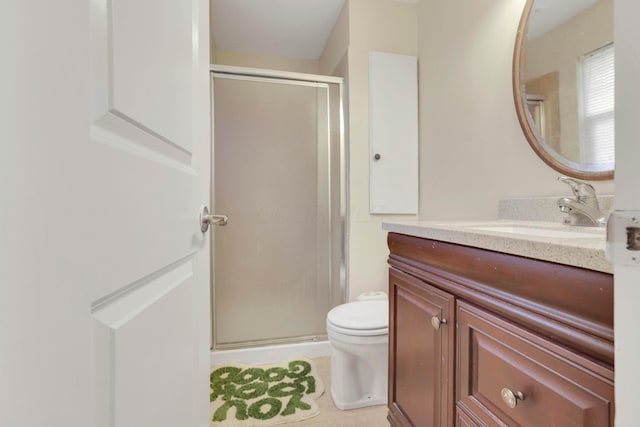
[289,356,390,427]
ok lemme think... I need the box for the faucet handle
[558,176,596,200]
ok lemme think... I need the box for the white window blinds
[578,44,615,165]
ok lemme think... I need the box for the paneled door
[1,1,211,426]
[612,2,640,425]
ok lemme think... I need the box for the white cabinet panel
[369,51,418,214]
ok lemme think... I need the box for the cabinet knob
[431,316,447,330]
[501,388,525,409]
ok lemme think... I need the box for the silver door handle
[200,206,228,232]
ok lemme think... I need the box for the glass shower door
[211,72,343,349]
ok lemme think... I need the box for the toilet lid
[327,300,388,330]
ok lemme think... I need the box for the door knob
[200,206,228,232]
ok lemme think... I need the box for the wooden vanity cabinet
[388,268,455,427]
[386,232,614,427]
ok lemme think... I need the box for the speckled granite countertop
[382,220,611,273]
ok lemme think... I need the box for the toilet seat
[327,321,387,337]
[327,300,388,336]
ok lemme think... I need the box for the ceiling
[528,0,600,39]
[211,0,419,60]
[210,0,347,60]
[211,0,599,58]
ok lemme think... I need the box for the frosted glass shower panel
[369,51,418,214]
[212,74,340,347]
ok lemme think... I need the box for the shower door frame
[209,64,348,350]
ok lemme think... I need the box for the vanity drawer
[456,302,614,427]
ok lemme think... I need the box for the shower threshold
[210,339,331,367]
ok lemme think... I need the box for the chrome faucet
[557,176,606,227]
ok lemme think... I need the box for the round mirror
[513,0,614,180]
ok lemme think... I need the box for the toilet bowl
[326,293,388,410]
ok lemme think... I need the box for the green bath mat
[210,357,324,427]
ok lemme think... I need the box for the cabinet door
[388,268,455,427]
[456,302,614,427]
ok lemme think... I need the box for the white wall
[343,0,418,300]
[215,49,320,74]
[417,0,614,222]
[319,1,349,76]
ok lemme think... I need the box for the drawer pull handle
[501,388,525,409]
[431,316,447,330]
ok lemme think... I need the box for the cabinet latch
[606,211,640,266]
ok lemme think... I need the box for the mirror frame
[513,0,614,180]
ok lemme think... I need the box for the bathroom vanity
[384,222,614,427]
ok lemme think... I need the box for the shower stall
[210,65,346,350]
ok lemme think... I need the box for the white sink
[468,224,604,239]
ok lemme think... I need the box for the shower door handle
[200,206,228,232]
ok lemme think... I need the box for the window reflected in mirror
[578,44,615,165]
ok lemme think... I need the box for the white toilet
[326,292,389,410]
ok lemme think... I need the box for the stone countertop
[382,220,612,274]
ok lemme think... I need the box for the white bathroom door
[1,1,211,427]
[612,2,640,426]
